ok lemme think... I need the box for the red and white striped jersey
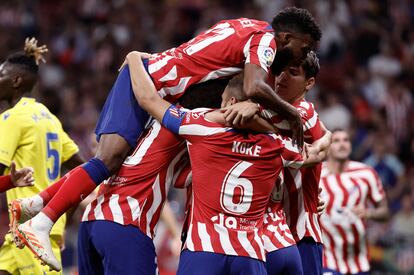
[319,161,385,274]
[148,18,276,102]
[163,107,303,261]
[262,176,296,253]
[82,120,187,238]
[261,99,325,244]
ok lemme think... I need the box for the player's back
[179,109,303,260]
[0,97,78,236]
[149,18,275,102]
[82,119,187,238]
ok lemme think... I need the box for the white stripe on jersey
[214,224,237,255]
[148,55,174,74]
[124,121,162,166]
[94,195,105,220]
[262,235,278,252]
[109,194,124,224]
[253,229,266,261]
[266,225,293,248]
[237,230,258,259]
[159,65,177,82]
[186,223,195,251]
[158,77,192,98]
[198,222,214,252]
[127,196,141,221]
[179,124,230,136]
[82,201,92,221]
[184,23,235,56]
[243,36,254,62]
[199,67,242,83]
[146,174,162,235]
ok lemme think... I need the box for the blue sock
[82,158,111,185]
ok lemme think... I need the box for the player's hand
[317,187,326,215]
[351,205,367,218]
[119,51,152,71]
[288,113,304,152]
[221,101,259,128]
[10,162,34,187]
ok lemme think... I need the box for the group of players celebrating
[0,5,389,275]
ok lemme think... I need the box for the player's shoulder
[295,99,318,118]
[221,18,272,32]
[346,160,377,175]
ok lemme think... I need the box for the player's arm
[301,131,331,167]
[126,51,171,123]
[243,63,304,149]
[0,162,34,192]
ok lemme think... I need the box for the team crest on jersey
[262,48,275,67]
[169,107,181,118]
[191,112,201,119]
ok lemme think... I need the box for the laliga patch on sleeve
[261,47,275,67]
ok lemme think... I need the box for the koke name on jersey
[231,141,261,157]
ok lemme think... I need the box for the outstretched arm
[0,162,34,192]
[302,128,332,167]
[125,51,171,122]
[243,64,304,149]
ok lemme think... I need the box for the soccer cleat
[14,222,61,271]
[9,199,40,248]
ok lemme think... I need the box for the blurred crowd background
[0,0,413,274]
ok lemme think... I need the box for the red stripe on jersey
[82,120,186,239]
[320,161,384,273]
[148,19,275,102]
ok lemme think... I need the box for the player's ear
[230,96,238,105]
[276,32,292,46]
[12,75,22,89]
[305,77,315,92]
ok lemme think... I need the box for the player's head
[0,38,47,103]
[275,51,319,103]
[220,73,247,108]
[328,129,352,162]
[271,7,321,75]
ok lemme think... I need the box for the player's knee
[95,134,130,174]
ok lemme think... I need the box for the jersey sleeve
[244,32,276,73]
[280,138,304,169]
[60,129,79,163]
[297,102,324,141]
[367,168,386,204]
[0,112,21,166]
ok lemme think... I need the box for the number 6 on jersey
[220,161,253,215]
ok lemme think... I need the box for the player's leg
[229,255,267,275]
[266,245,303,275]
[77,221,104,275]
[85,220,157,275]
[14,65,150,270]
[177,250,228,275]
[297,237,323,275]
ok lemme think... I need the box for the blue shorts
[266,245,303,275]
[177,249,266,275]
[95,61,151,148]
[78,220,157,275]
[322,268,369,275]
[297,237,323,275]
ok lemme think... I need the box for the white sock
[26,195,44,214]
[29,212,54,233]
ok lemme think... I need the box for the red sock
[0,175,14,193]
[38,174,69,203]
[42,166,97,222]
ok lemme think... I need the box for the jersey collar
[15,97,36,107]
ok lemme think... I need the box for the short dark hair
[272,7,322,43]
[6,52,39,74]
[300,51,320,79]
[226,73,247,101]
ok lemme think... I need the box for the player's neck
[9,91,31,106]
[328,159,349,174]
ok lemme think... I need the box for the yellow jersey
[0,97,78,237]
